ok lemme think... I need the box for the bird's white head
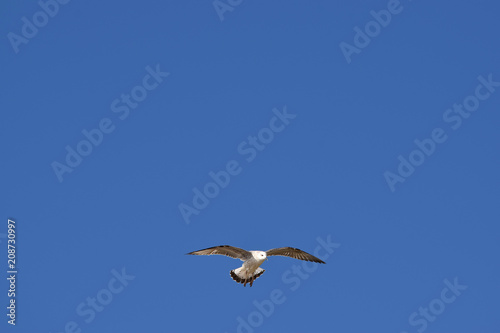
[253,251,267,261]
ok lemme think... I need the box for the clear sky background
[1,1,499,332]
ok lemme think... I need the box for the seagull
[187,245,325,287]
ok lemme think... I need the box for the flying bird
[187,245,325,287]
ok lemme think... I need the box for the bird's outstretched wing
[187,245,252,261]
[266,247,325,264]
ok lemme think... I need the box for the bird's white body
[242,252,266,271]
[230,251,267,286]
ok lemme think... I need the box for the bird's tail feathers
[230,267,265,287]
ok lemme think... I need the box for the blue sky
[1,0,499,332]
